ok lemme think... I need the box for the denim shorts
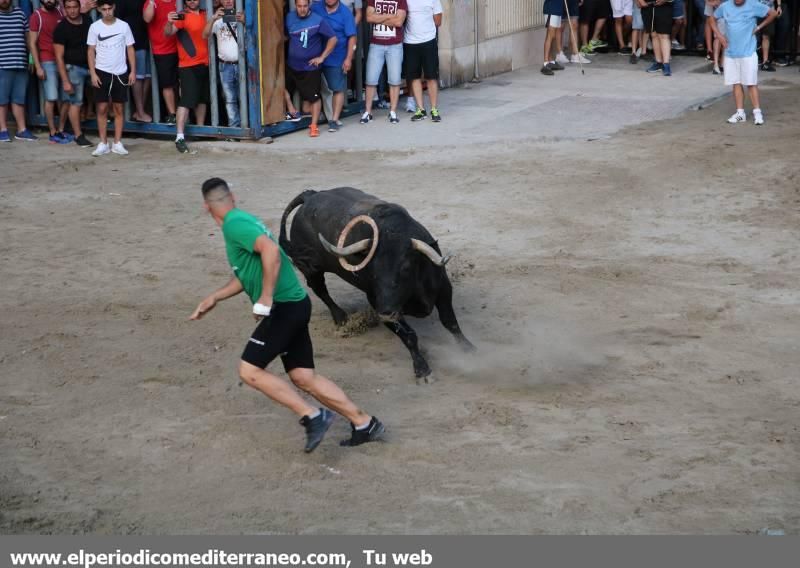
[0,68,28,105]
[135,49,152,79]
[41,60,63,102]
[632,3,643,29]
[62,64,89,105]
[672,0,685,19]
[321,65,346,93]
[366,43,403,86]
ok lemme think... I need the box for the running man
[191,178,385,452]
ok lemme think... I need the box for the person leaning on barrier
[143,0,179,124]
[53,0,94,147]
[0,0,38,142]
[29,0,73,143]
[116,0,153,122]
[165,0,209,154]
[87,0,136,156]
[209,0,244,128]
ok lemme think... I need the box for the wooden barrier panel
[260,0,286,125]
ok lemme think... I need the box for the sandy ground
[1,77,799,535]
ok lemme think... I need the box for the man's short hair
[97,0,115,7]
[64,0,81,6]
[201,177,231,199]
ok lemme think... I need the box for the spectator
[756,0,781,71]
[341,0,363,24]
[143,0,178,124]
[541,0,566,75]
[361,0,406,124]
[710,0,777,124]
[285,0,337,137]
[612,0,634,53]
[708,0,728,75]
[87,0,136,155]
[671,0,687,50]
[556,0,592,65]
[312,0,356,133]
[117,0,152,122]
[165,0,209,153]
[630,0,649,63]
[29,0,72,144]
[0,0,37,142]
[53,0,93,147]
[405,0,443,122]
[210,0,245,127]
[642,0,674,76]
[579,0,609,53]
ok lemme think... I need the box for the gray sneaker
[300,408,335,453]
[328,121,339,132]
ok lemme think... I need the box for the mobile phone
[174,12,185,20]
[222,8,236,23]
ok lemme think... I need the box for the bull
[279,187,475,382]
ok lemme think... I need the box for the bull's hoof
[415,372,435,385]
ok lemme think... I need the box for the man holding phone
[209,0,244,127]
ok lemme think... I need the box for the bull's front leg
[436,282,476,352]
[306,273,348,326]
[383,317,433,383]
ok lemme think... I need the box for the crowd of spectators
[0,0,797,149]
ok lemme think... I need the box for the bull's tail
[279,189,317,254]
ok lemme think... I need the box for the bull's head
[318,215,452,272]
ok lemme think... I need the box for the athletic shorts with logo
[286,66,322,103]
[94,69,129,103]
[241,295,316,371]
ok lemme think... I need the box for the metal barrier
[485,0,544,39]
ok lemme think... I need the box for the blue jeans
[0,68,28,105]
[41,60,63,102]
[61,64,89,105]
[219,61,240,127]
[366,43,404,86]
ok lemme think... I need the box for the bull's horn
[411,239,451,266]
[318,233,372,257]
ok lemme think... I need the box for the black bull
[279,187,475,381]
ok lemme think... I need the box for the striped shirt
[0,8,29,70]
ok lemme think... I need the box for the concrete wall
[437,0,545,87]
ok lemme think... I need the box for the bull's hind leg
[383,317,433,383]
[306,273,348,326]
[436,282,476,352]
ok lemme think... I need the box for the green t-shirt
[221,208,307,304]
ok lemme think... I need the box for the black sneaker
[340,416,385,447]
[547,61,564,71]
[165,113,177,125]
[761,61,776,72]
[175,138,190,153]
[410,108,427,122]
[540,64,554,76]
[300,408,334,453]
[629,53,638,64]
[75,134,93,147]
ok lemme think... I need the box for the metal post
[244,0,260,133]
[206,0,219,127]
[472,0,481,82]
[235,0,248,128]
[149,50,161,122]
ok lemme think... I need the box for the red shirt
[172,11,208,67]
[369,0,407,45]
[30,7,65,62]
[144,0,177,55]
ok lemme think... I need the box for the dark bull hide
[279,187,475,381]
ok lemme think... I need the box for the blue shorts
[0,68,28,105]
[672,0,685,19]
[366,43,403,86]
[41,60,63,102]
[321,65,347,93]
[632,3,644,29]
[62,64,89,105]
[543,0,565,16]
[135,49,152,79]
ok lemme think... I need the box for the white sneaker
[555,51,570,64]
[92,142,110,156]
[405,97,416,113]
[753,111,764,125]
[111,141,128,155]
[727,111,746,124]
[570,53,592,64]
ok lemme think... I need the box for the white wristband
[253,303,271,316]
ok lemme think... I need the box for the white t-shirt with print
[404,0,442,44]
[212,19,239,63]
[87,18,134,75]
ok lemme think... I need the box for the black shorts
[94,69,128,103]
[241,295,315,372]
[285,67,322,103]
[579,0,611,23]
[642,4,672,35]
[757,16,775,37]
[153,52,179,88]
[178,64,210,109]
[404,38,439,80]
